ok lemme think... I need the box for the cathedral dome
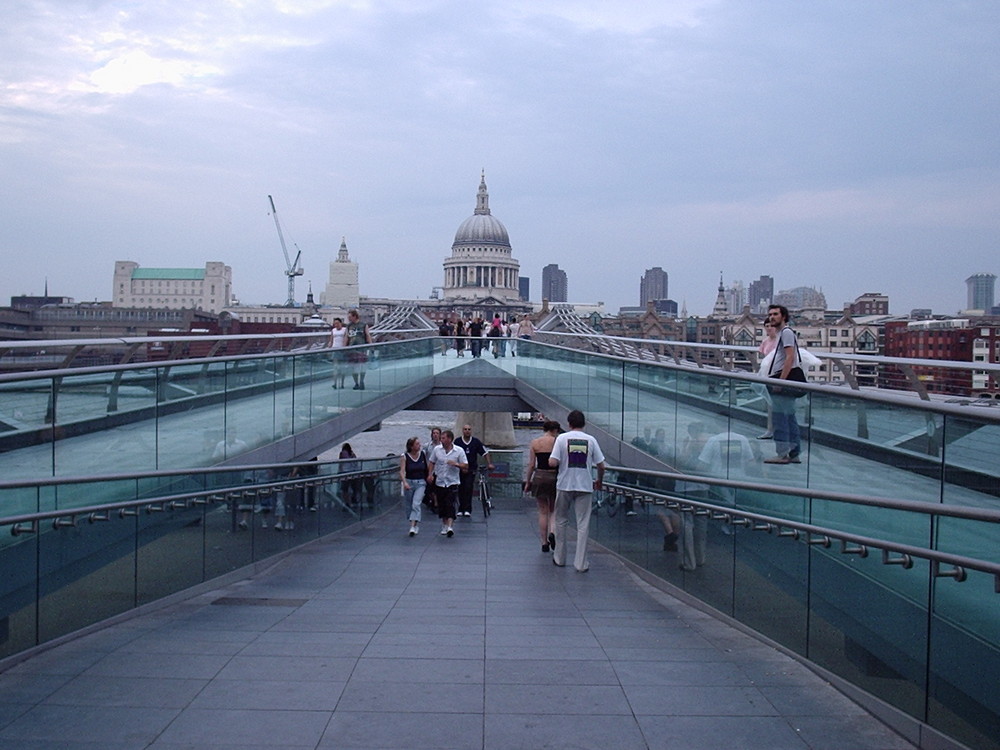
[452,173,510,247]
[454,213,509,246]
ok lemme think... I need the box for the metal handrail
[526,337,1000,422]
[0,457,397,492]
[607,466,1000,523]
[0,336,422,385]
[602,480,1000,592]
[537,329,1000,376]
[1,466,398,533]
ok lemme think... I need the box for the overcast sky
[2,1,998,316]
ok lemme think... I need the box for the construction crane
[267,195,304,306]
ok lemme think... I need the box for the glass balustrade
[0,457,399,660]
[514,339,1000,750]
[2,335,999,749]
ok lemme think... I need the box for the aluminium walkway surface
[0,500,917,750]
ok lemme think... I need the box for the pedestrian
[438,318,453,356]
[508,317,520,356]
[755,320,779,439]
[549,410,606,573]
[400,436,427,536]
[524,419,560,553]
[764,304,804,465]
[339,442,361,506]
[454,318,466,357]
[469,316,484,357]
[345,309,372,390]
[518,314,534,341]
[488,313,502,357]
[427,429,467,537]
[422,426,442,511]
[329,316,348,389]
[455,423,493,516]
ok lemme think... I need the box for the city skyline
[1,3,998,316]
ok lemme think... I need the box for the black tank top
[535,451,552,470]
[405,452,427,480]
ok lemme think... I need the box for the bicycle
[478,467,493,518]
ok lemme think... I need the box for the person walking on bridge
[427,429,467,537]
[549,410,605,573]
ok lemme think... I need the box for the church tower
[712,272,729,317]
[320,237,360,309]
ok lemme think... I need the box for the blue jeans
[771,395,800,457]
[404,479,425,522]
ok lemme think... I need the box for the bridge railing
[534,329,1000,401]
[512,338,1000,750]
[0,337,438,480]
[0,457,400,662]
[592,469,1000,750]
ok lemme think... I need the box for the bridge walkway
[0,497,915,750]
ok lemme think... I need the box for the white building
[113,261,232,314]
[320,238,360,309]
[442,173,521,303]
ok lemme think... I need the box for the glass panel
[52,477,139,514]
[37,513,137,644]
[52,367,159,477]
[136,502,205,605]
[941,415,1000,520]
[928,568,1000,750]
[808,390,944,504]
[733,524,809,655]
[0,519,39,658]
[0,377,56,480]
[807,547,929,720]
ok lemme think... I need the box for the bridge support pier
[456,411,516,449]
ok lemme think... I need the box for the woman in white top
[756,321,779,439]
[329,317,348,389]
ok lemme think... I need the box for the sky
[2,1,998,317]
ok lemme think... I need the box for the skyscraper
[748,275,774,310]
[966,273,996,312]
[639,267,668,306]
[541,264,568,303]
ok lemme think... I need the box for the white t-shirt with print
[551,430,605,492]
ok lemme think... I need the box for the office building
[541,264,568,303]
[639,267,668,306]
[850,292,889,316]
[113,261,233,314]
[748,275,774,310]
[965,273,996,312]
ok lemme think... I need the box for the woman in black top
[400,437,428,536]
[523,420,561,552]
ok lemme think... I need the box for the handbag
[768,366,808,398]
[767,330,808,398]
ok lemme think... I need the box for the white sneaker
[440,527,448,535]
[274,522,283,531]
[446,527,454,537]
[409,527,416,537]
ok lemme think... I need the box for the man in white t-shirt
[549,410,606,572]
[427,429,467,537]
